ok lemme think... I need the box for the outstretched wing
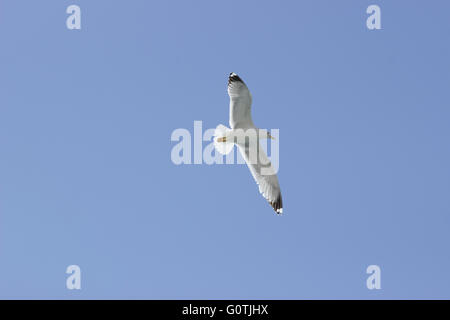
[237,142,283,214]
[228,73,254,129]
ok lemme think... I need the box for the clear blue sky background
[1,0,449,299]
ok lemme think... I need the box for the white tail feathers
[213,124,234,155]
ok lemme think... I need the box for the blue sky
[1,0,450,299]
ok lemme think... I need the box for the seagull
[214,72,283,214]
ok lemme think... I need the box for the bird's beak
[269,134,275,140]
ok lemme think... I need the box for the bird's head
[258,128,275,140]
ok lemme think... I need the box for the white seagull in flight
[214,73,283,214]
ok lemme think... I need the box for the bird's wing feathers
[237,143,283,214]
[228,73,253,129]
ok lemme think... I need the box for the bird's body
[214,73,283,214]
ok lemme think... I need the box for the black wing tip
[270,194,283,215]
[228,72,243,85]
